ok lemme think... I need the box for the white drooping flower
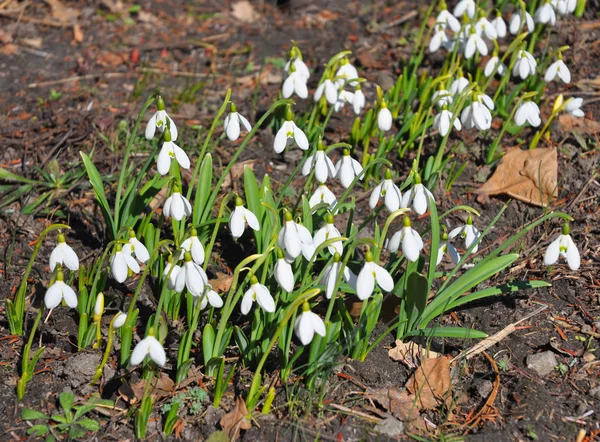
[356,250,394,300]
[314,79,338,105]
[156,127,190,176]
[433,108,461,137]
[377,103,393,132]
[464,30,488,59]
[223,103,252,141]
[449,216,481,253]
[313,213,343,255]
[545,57,571,83]
[321,252,356,299]
[335,59,359,87]
[461,91,495,131]
[534,2,557,26]
[44,269,77,309]
[179,228,205,265]
[112,312,127,329]
[163,259,181,290]
[436,8,461,32]
[274,106,309,153]
[437,232,461,266]
[388,216,424,262]
[565,97,584,117]
[163,190,192,221]
[353,86,366,115]
[430,26,449,53]
[229,197,260,239]
[334,90,354,112]
[450,75,470,97]
[544,223,580,270]
[514,101,541,127]
[369,170,402,212]
[509,11,535,35]
[294,302,326,345]
[453,0,476,18]
[111,243,140,283]
[282,63,308,99]
[302,143,336,183]
[491,14,507,38]
[241,275,275,315]
[145,96,178,141]
[93,292,104,321]
[401,174,435,216]
[309,183,337,209]
[284,56,310,80]
[274,250,295,293]
[553,0,576,15]
[335,149,363,188]
[198,285,223,310]
[484,55,507,78]
[278,211,315,262]
[476,17,498,41]
[128,231,149,264]
[432,88,453,109]
[49,233,79,271]
[174,252,209,297]
[130,331,166,367]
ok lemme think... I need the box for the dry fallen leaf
[131,372,175,401]
[365,386,421,423]
[73,24,83,43]
[406,357,452,410]
[557,114,600,135]
[210,272,233,293]
[220,396,252,442]
[45,0,80,23]
[222,160,255,190]
[20,38,42,49]
[231,1,260,23]
[388,339,441,369]
[476,147,557,207]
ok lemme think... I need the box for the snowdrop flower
[377,102,393,132]
[544,223,580,270]
[436,7,461,32]
[356,250,394,300]
[294,301,326,345]
[450,75,469,97]
[553,0,576,15]
[278,211,315,262]
[484,55,507,77]
[461,91,494,131]
[565,97,584,117]
[321,252,356,299]
[179,228,205,264]
[388,217,424,262]
[534,1,557,26]
[491,14,507,38]
[274,106,309,153]
[334,90,354,112]
[49,233,79,271]
[175,252,208,297]
[282,62,308,99]
[352,85,366,115]
[130,329,166,367]
[314,78,338,105]
[128,231,149,264]
[432,88,452,109]
[309,183,337,209]
[156,127,190,175]
[163,189,192,221]
[401,173,435,215]
[274,249,295,293]
[437,231,460,266]
[111,243,140,283]
[313,213,343,255]
[369,169,402,212]
[145,96,178,141]
[44,269,77,309]
[513,50,537,80]
[223,103,252,141]
[302,142,336,183]
[509,11,535,35]
[453,0,476,19]
[93,292,104,322]
[449,216,481,253]
[335,149,363,188]
[198,285,223,310]
[433,107,461,137]
[464,29,488,59]
[284,54,310,80]
[335,58,359,87]
[514,101,541,127]
[476,16,498,41]
[241,275,275,315]
[229,197,260,239]
[545,56,571,83]
[430,25,449,53]
[112,312,127,329]
[163,258,181,290]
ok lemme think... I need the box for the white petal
[295,314,314,346]
[148,337,166,366]
[255,284,275,312]
[282,75,295,98]
[156,145,172,175]
[241,290,254,315]
[238,114,252,132]
[191,239,205,265]
[131,238,150,263]
[545,62,558,82]
[145,113,158,140]
[356,266,375,300]
[544,237,561,265]
[111,253,128,283]
[167,116,178,141]
[61,244,80,271]
[310,312,326,337]
[173,144,190,170]
[403,231,421,262]
[384,182,401,212]
[369,183,382,209]
[130,338,150,365]
[62,284,78,308]
[49,247,62,272]
[44,282,63,309]
[275,259,294,292]
[295,78,308,99]
[226,116,240,141]
[293,126,309,150]
[374,264,394,292]
[274,126,288,153]
[413,187,428,215]
[229,208,246,239]
[388,231,402,253]
[244,208,260,231]
[125,254,141,274]
[566,236,580,270]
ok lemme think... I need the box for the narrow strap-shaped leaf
[404,327,488,339]
[80,151,115,238]
[447,280,551,311]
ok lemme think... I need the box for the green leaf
[447,280,551,311]
[194,153,213,225]
[73,405,96,420]
[27,424,49,436]
[405,272,428,332]
[22,408,48,420]
[244,165,264,249]
[163,402,180,435]
[76,418,100,431]
[404,327,488,339]
[59,392,74,414]
[51,414,68,424]
[80,151,114,237]
[69,424,86,439]
[0,167,41,184]
[202,323,216,366]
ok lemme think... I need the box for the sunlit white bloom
[437,233,461,266]
[335,60,359,87]
[453,0,476,18]
[163,191,192,221]
[112,312,127,329]
[369,170,402,212]
[128,232,149,264]
[241,275,275,314]
[309,184,337,209]
[334,90,354,112]
[229,198,260,239]
[514,101,541,127]
[401,177,435,216]
[534,2,557,25]
[565,97,584,117]
[335,149,363,188]
[433,108,461,137]
[484,56,507,77]
[302,145,336,183]
[465,32,488,59]
[432,89,452,108]
[93,292,104,320]
[156,128,190,176]
[544,223,580,270]
[111,244,140,283]
[179,229,205,264]
[274,109,309,153]
[284,57,310,80]
[353,87,366,114]
[145,97,178,141]
[294,303,326,345]
[491,15,507,38]
[44,270,77,309]
[430,26,449,53]
[545,58,571,83]
[553,0,576,15]
[461,92,494,131]
[436,9,461,32]
[278,212,315,262]
[163,260,181,290]
[130,333,166,366]
[356,250,394,300]
[449,217,481,253]
[450,76,469,97]
[509,11,535,35]
[174,253,208,297]
[321,253,357,299]
[388,217,424,262]
[198,286,223,310]
[313,214,343,255]
[224,105,252,141]
[282,66,308,99]
[476,17,498,40]
[378,104,393,131]
[274,251,295,292]
[314,79,338,104]
[49,233,79,271]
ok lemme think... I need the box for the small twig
[327,403,382,423]
[367,11,418,33]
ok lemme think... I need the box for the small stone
[375,417,405,437]
[581,324,592,334]
[589,386,600,400]
[593,322,600,330]
[474,379,494,398]
[583,353,596,363]
[527,351,558,377]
